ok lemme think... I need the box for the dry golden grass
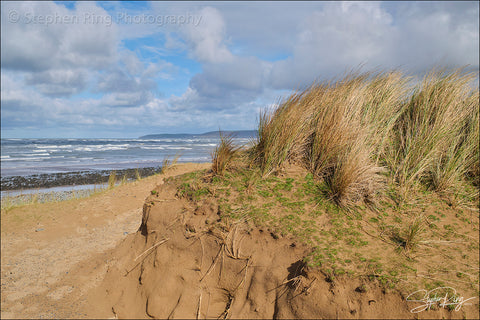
[389,69,478,195]
[108,171,117,189]
[248,67,478,207]
[161,153,181,174]
[212,132,240,176]
[250,93,312,176]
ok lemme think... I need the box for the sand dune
[1,163,477,319]
[88,179,414,319]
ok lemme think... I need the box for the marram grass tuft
[248,67,478,207]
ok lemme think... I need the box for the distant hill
[139,130,257,139]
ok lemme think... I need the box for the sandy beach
[0,163,210,319]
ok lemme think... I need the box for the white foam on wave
[22,153,50,156]
[42,145,72,149]
[74,147,94,152]
[2,137,240,175]
[16,157,48,161]
[103,146,128,151]
[141,146,165,150]
[108,144,130,147]
[73,144,129,152]
[183,143,217,147]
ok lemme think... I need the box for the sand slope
[88,177,477,319]
[0,163,209,319]
[1,163,477,319]
[87,179,414,319]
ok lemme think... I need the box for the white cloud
[189,57,270,100]
[1,1,478,137]
[1,71,162,134]
[268,2,396,89]
[179,7,234,64]
[166,1,478,127]
[1,1,122,101]
[25,69,88,97]
[1,1,119,71]
[268,2,478,89]
[101,91,154,108]
[1,1,172,113]
[391,1,479,72]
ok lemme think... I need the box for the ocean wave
[15,152,50,157]
[11,157,50,161]
[1,137,246,176]
[20,153,50,157]
[41,145,72,149]
[72,145,130,152]
[140,146,165,150]
[184,143,217,147]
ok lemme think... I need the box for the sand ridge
[86,175,475,319]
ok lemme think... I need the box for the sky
[1,1,478,138]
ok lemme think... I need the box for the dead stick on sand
[124,238,169,276]
[419,240,467,244]
[267,275,302,293]
[200,245,223,282]
[166,216,182,230]
[134,238,169,261]
[233,258,251,294]
[205,290,211,320]
[414,274,475,285]
[196,292,202,320]
[220,248,225,281]
[199,236,205,271]
[289,277,317,300]
[151,199,177,202]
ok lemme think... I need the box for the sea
[0,134,253,194]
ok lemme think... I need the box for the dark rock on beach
[1,166,164,191]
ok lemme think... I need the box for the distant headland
[139,130,257,139]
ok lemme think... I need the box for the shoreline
[0,166,166,191]
[1,162,211,208]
